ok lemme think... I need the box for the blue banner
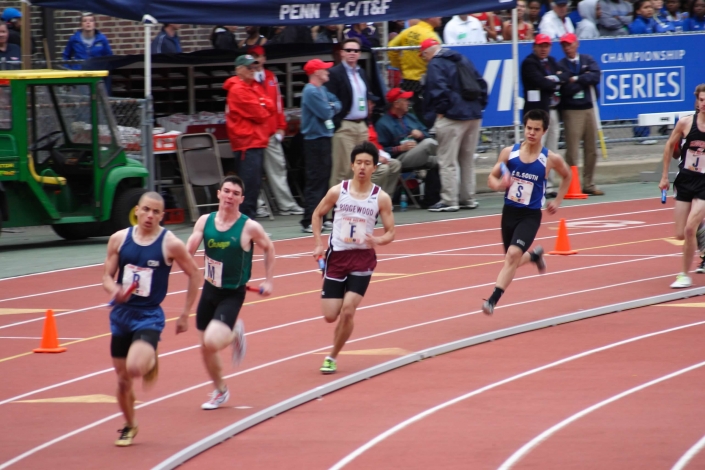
[453,33,703,127]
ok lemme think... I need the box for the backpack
[456,60,483,102]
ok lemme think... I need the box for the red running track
[0,197,701,469]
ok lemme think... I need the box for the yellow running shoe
[115,424,139,447]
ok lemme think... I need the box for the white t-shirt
[538,10,575,39]
[443,15,488,44]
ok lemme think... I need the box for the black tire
[111,187,146,232]
[52,222,100,241]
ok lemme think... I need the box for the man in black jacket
[325,37,394,188]
[558,33,604,195]
[520,34,566,159]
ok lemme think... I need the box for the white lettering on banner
[601,49,686,63]
[482,59,515,112]
[279,3,321,20]
[602,66,683,106]
[279,0,392,19]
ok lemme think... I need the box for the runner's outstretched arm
[186,214,208,256]
[546,151,571,214]
[660,117,688,191]
[167,233,203,334]
[249,222,275,296]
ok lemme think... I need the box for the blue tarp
[31,0,516,25]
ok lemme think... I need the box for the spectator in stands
[557,33,604,195]
[0,23,20,69]
[472,12,503,40]
[314,25,343,43]
[568,0,583,27]
[577,0,602,38]
[521,34,566,171]
[598,0,631,35]
[62,13,113,68]
[528,0,543,32]
[503,0,536,40]
[346,23,379,47]
[422,38,487,212]
[1,7,34,54]
[444,14,488,44]
[539,0,575,39]
[388,20,406,40]
[629,0,670,33]
[660,0,689,32]
[267,26,313,44]
[326,38,397,189]
[240,26,267,48]
[387,18,442,123]
[687,0,705,30]
[299,59,341,232]
[152,24,182,54]
[249,45,305,216]
[210,26,238,50]
[223,54,275,220]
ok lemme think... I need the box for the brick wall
[0,1,243,58]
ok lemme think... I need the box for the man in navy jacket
[422,38,487,212]
[557,33,603,195]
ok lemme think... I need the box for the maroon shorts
[324,248,377,281]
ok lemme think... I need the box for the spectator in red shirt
[249,45,305,216]
[223,54,275,220]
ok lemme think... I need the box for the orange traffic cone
[564,166,588,200]
[33,310,67,354]
[548,218,578,255]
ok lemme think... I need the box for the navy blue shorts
[110,304,165,336]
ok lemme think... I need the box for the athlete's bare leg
[673,200,691,241]
[323,291,364,359]
[200,320,235,392]
[682,199,705,274]
[113,359,136,427]
[495,246,534,291]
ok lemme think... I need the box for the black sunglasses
[343,48,361,53]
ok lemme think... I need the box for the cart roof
[0,69,108,80]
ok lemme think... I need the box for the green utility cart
[0,69,148,240]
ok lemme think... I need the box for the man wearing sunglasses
[326,38,394,188]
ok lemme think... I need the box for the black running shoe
[697,256,705,274]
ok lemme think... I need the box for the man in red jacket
[224,54,275,220]
[249,46,305,216]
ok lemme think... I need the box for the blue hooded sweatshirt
[62,30,113,68]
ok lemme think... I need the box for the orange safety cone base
[564,166,588,199]
[33,347,67,354]
[548,249,579,255]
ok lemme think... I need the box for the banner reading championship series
[452,33,702,127]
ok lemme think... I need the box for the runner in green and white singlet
[187,175,275,410]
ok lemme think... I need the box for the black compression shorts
[674,170,705,202]
[501,205,542,253]
[322,274,372,299]
[110,329,160,358]
[196,281,246,331]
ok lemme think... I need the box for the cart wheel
[52,223,100,241]
[111,187,146,232]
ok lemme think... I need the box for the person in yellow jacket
[387,17,442,122]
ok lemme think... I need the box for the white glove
[546,75,560,83]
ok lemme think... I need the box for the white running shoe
[670,273,693,289]
[323,221,333,231]
[231,320,247,366]
[201,387,230,410]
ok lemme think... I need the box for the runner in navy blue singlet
[482,109,572,315]
[660,84,705,288]
[103,191,202,446]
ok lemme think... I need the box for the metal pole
[20,0,31,70]
[512,7,520,143]
[143,15,156,192]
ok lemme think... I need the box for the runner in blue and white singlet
[482,109,572,316]
[311,142,396,375]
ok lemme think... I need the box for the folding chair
[176,133,223,223]
[398,171,422,209]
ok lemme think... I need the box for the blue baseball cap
[1,8,21,22]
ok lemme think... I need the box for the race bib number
[339,217,367,244]
[205,256,223,288]
[122,264,153,298]
[685,148,705,173]
[508,177,534,206]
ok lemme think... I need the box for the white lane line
[498,362,705,470]
[330,322,705,470]
[0,271,684,468]
[0,337,83,340]
[0,220,671,331]
[0,259,677,406]
[376,253,672,258]
[672,434,705,470]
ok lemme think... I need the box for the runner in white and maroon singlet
[312,141,396,374]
